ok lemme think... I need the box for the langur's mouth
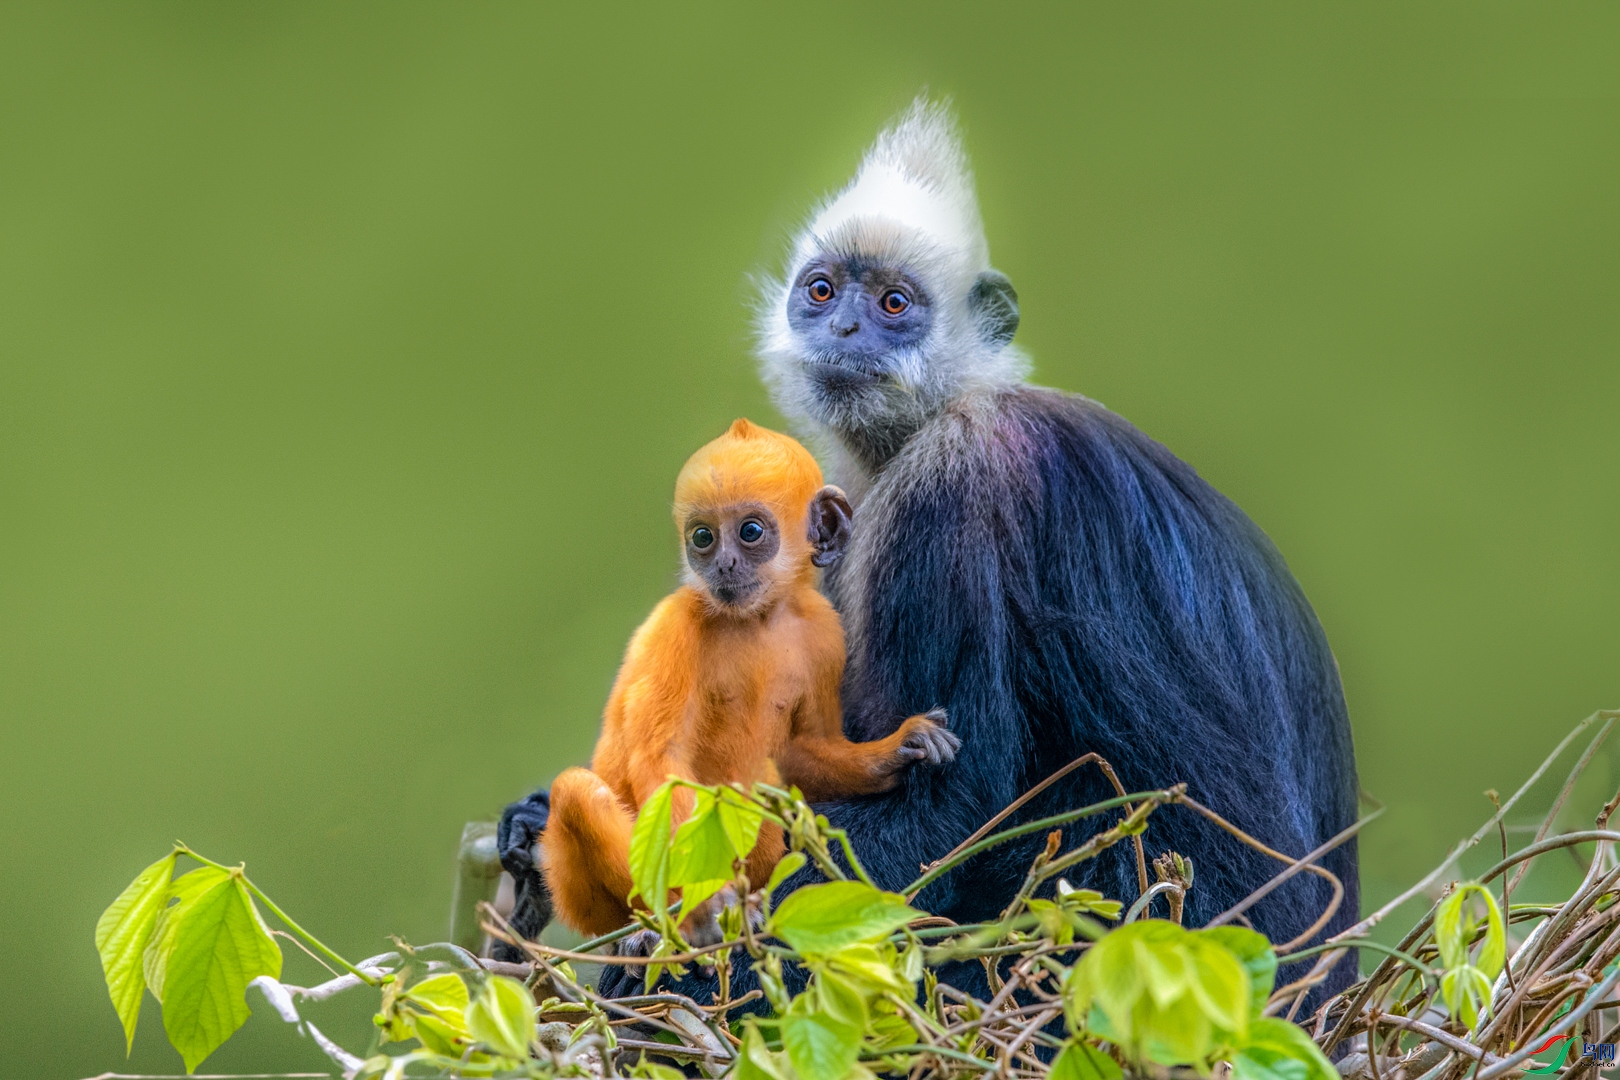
[711,580,763,607]
[804,359,884,393]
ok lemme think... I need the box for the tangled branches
[93,709,1620,1080]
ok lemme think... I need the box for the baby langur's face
[684,503,782,611]
[682,486,852,615]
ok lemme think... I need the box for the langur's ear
[807,485,854,567]
[969,270,1019,348]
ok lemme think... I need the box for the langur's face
[786,257,934,401]
[682,503,783,612]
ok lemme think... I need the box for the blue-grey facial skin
[786,258,934,388]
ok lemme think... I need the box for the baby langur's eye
[880,289,910,315]
[807,278,834,304]
[738,520,765,544]
[691,526,715,550]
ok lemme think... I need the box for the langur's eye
[691,527,714,550]
[739,520,765,543]
[807,278,834,304]
[881,290,910,315]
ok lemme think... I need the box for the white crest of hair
[758,97,1029,493]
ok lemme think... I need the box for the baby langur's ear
[807,485,854,568]
[969,270,1019,348]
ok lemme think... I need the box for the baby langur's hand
[896,708,960,768]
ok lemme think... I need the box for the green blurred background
[2,3,1617,1074]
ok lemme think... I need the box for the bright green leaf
[406,973,470,1021]
[717,789,765,862]
[95,852,176,1053]
[1134,935,1190,1009]
[1184,937,1249,1039]
[1231,1017,1337,1080]
[1051,1039,1123,1080]
[1198,926,1277,1020]
[782,1000,860,1080]
[822,944,912,997]
[629,1059,687,1080]
[465,974,536,1061]
[765,852,807,897]
[1069,920,1247,1067]
[768,881,921,955]
[642,933,690,993]
[1432,882,1505,1029]
[627,783,676,911]
[899,939,924,983]
[1440,965,1493,1030]
[865,1007,918,1052]
[152,874,283,1072]
[671,798,738,889]
[1139,991,1212,1065]
[411,1012,470,1057]
[142,866,232,1003]
[679,878,729,925]
[816,972,868,1028]
[1056,884,1124,921]
[735,1021,793,1080]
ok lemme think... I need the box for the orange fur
[541,419,945,937]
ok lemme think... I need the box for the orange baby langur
[539,419,958,938]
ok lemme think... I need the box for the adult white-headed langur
[504,99,1359,1008]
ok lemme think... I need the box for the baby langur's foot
[617,928,663,959]
[680,884,765,948]
[895,708,960,768]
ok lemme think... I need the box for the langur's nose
[833,319,859,337]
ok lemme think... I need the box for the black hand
[491,787,553,962]
[497,788,551,878]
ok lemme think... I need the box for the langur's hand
[497,788,551,879]
[894,708,960,769]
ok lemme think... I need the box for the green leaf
[1434,882,1502,975]
[405,972,470,1021]
[150,873,283,1072]
[1057,883,1124,921]
[411,1012,470,1057]
[1432,882,1505,1029]
[679,879,730,922]
[822,943,912,997]
[1198,926,1277,1020]
[465,974,536,1061]
[1068,920,1247,1066]
[1028,898,1077,945]
[768,882,921,955]
[142,867,231,1003]
[816,972,868,1028]
[96,852,177,1053]
[765,851,807,897]
[735,1021,793,1080]
[1184,936,1250,1039]
[1051,1039,1124,1080]
[865,1007,918,1052]
[642,933,689,993]
[717,789,765,861]
[1434,886,1466,969]
[627,782,676,911]
[629,1059,687,1080]
[1231,1017,1337,1080]
[1440,965,1493,1029]
[782,999,860,1080]
[671,794,738,888]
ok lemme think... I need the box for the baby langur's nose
[833,318,860,337]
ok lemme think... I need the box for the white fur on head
[758,97,1029,481]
